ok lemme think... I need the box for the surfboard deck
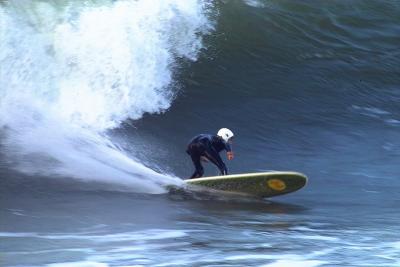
[184,171,307,198]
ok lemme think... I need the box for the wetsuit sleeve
[224,141,232,152]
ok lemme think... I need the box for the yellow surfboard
[185,171,307,198]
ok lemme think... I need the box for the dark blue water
[1,1,400,266]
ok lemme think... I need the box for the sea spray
[0,0,214,192]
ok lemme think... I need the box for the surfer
[186,128,234,179]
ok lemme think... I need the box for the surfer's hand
[227,151,234,160]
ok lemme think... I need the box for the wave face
[0,0,214,192]
[118,0,399,194]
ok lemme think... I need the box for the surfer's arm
[224,141,234,160]
[215,157,228,176]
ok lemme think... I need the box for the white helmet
[217,128,234,142]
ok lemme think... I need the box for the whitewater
[0,0,214,192]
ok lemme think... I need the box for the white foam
[47,261,108,267]
[385,119,400,125]
[0,0,213,192]
[389,241,400,249]
[226,254,299,261]
[293,234,339,242]
[261,260,327,267]
[0,232,39,238]
[107,242,190,253]
[243,0,266,8]
[0,229,187,242]
[351,105,391,116]
[291,226,323,232]
[226,249,333,266]
[87,253,150,263]
[6,248,95,255]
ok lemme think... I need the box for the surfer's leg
[190,154,204,178]
[204,148,227,175]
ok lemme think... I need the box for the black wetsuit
[186,134,232,179]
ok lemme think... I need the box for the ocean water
[1,0,399,266]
